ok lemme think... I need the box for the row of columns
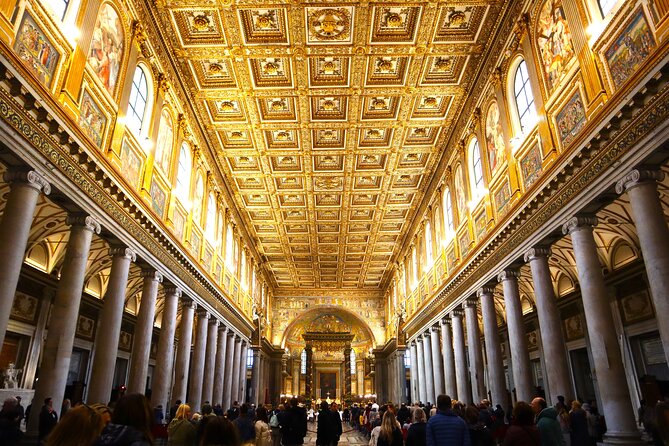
[407,169,669,445]
[0,170,250,438]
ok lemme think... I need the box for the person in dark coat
[426,395,470,446]
[397,404,411,427]
[38,397,58,442]
[503,402,539,446]
[95,393,153,446]
[316,401,337,446]
[278,398,307,446]
[405,405,427,446]
[330,403,342,445]
[569,401,590,446]
[232,404,256,445]
[0,397,23,445]
[464,405,494,446]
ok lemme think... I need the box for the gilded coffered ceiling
[150,0,510,290]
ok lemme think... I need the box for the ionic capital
[464,297,478,309]
[451,308,464,318]
[562,215,598,236]
[476,286,495,298]
[416,336,423,343]
[430,325,440,333]
[209,317,220,327]
[218,324,228,334]
[181,297,197,310]
[440,317,451,326]
[615,169,664,194]
[4,170,51,195]
[524,247,551,263]
[497,269,520,283]
[141,268,163,283]
[164,285,182,298]
[110,246,137,262]
[423,331,431,338]
[410,340,417,347]
[196,308,210,319]
[66,213,101,234]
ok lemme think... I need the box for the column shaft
[465,299,486,404]
[416,338,427,404]
[409,341,419,403]
[430,327,445,397]
[151,286,180,409]
[499,270,533,402]
[422,332,436,404]
[202,318,218,405]
[240,342,249,403]
[451,311,470,404]
[189,311,209,410]
[251,347,261,404]
[213,326,228,406]
[28,215,99,436]
[229,337,242,404]
[222,333,236,409]
[128,269,163,394]
[88,247,135,404]
[171,300,195,404]
[440,319,457,399]
[479,288,506,406]
[564,217,640,443]
[525,248,572,405]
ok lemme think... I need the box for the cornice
[0,54,254,338]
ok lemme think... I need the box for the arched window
[225,223,234,268]
[175,143,191,203]
[206,193,217,239]
[126,65,151,138]
[425,220,433,267]
[442,188,455,239]
[41,0,70,20]
[469,138,485,192]
[154,109,174,174]
[350,349,356,375]
[301,349,307,374]
[598,0,616,16]
[192,173,204,226]
[513,60,537,134]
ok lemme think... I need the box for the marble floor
[304,422,368,446]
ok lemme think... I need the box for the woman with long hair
[502,402,540,446]
[45,405,106,446]
[200,416,241,446]
[95,393,153,446]
[377,411,402,446]
[405,406,426,446]
[168,403,196,446]
[255,407,272,446]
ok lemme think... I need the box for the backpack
[270,413,280,428]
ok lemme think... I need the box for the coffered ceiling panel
[155,0,509,290]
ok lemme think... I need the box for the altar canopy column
[465,297,486,404]
[563,216,641,444]
[451,309,470,404]
[440,318,457,399]
[202,318,219,405]
[524,247,572,405]
[28,214,100,436]
[430,326,445,397]
[409,341,419,403]
[88,246,136,404]
[498,269,533,403]
[189,310,209,410]
[150,285,181,409]
[616,170,669,366]
[213,325,228,406]
[0,170,50,350]
[416,336,427,404]
[479,287,506,406]
[128,268,163,394]
[172,298,195,404]
[344,345,352,396]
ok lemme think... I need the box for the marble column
[28,214,100,436]
[440,318,457,399]
[451,309,470,404]
[172,299,195,404]
[396,348,407,403]
[409,341,419,403]
[202,318,219,405]
[88,246,136,404]
[416,336,427,404]
[240,341,249,402]
[524,247,572,404]
[498,269,533,403]
[229,336,242,404]
[151,285,181,409]
[479,287,506,406]
[222,332,237,409]
[213,325,228,406]
[563,217,641,444]
[430,326,445,397]
[189,310,209,410]
[465,298,486,404]
[617,170,669,366]
[0,170,50,350]
[250,347,261,404]
[128,269,163,394]
[422,331,436,404]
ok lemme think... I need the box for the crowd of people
[1,392,669,446]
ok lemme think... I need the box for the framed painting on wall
[493,179,512,217]
[564,314,584,341]
[10,292,39,324]
[13,11,61,89]
[555,88,586,148]
[619,290,654,325]
[78,87,108,148]
[474,208,487,240]
[149,176,167,218]
[120,137,143,188]
[519,141,543,189]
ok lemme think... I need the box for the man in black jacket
[279,398,307,446]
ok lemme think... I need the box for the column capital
[209,318,219,327]
[416,336,423,343]
[66,213,101,234]
[451,308,464,318]
[497,268,520,283]
[181,296,197,310]
[196,308,210,319]
[4,170,51,195]
[615,169,664,194]
[464,297,478,308]
[562,215,598,235]
[164,285,182,298]
[410,340,417,347]
[524,247,551,263]
[227,329,237,339]
[110,246,137,262]
[430,325,440,333]
[141,268,164,283]
[440,317,451,326]
[476,286,495,298]
[218,324,228,334]
[423,331,431,338]
[234,334,242,342]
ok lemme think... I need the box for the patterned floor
[304,422,368,446]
